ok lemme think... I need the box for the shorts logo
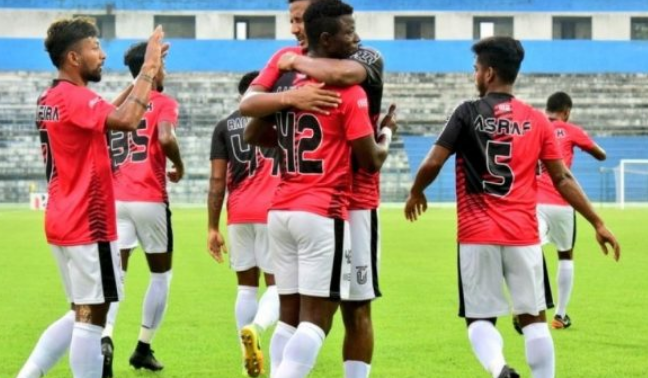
[356,265,368,285]
[344,249,352,264]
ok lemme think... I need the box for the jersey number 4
[110,119,149,167]
[276,112,324,174]
[483,140,514,197]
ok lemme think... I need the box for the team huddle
[17,0,621,378]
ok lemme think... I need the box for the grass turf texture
[1,207,644,377]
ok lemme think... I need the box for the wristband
[127,95,148,110]
[378,127,393,145]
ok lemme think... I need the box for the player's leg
[505,245,555,378]
[267,211,300,377]
[459,244,519,378]
[549,206,576,329]
[341,209,380,378]
[102,201,137,377]
[274,213,349,378]
[128,202,173,371]
[248,224,279,334]
[17,246,77,378]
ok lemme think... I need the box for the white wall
[435,13,474,40]
[515,13,553,40]
[593,13,631,40]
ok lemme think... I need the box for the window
[154,15,196,39]
[473,17,513,39]
[74,14,115,39]
[234,16,276,40]
[394,17,435,40]
[631,17,648,40]
[553,17,592,40]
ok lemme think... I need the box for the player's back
[211,109,280,224]
[537,119,595,206]
[111,91,177,203]
[438,93,561,245]
[271,78,374,220]
[36,80,117,245]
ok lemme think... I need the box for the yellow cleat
[240,325,264,377]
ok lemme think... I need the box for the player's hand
[278,52,298,71]
[380,103,398,135]
[207,229,227,263]
[594,224,621,261]
[404,190,427,222]
[287,83,341,115]
[142,25,168,75]
[167,163,184,183]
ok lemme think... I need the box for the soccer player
[207,71,280,377]
[17,19,165,378]
[404,37,620,378]
[537,91,607,329]
[242,2,396,378]
[100,41,184,376]
[240,1,392,375]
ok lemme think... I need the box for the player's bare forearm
[160,138,183,169]
[411,145,450,194]
[240,90,287,118]
[111,83,134,107]
[292,55,366,86]
[108,72,156,131]
[207,178,226,231]
[553,172,603,228]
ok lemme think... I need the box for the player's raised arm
[279,51,367,86]
[543,159,620,260]
[107,26,166,131]
[240,83,341,118]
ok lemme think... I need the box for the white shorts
[227,223,273,273]
[50,241,124,305]
[347,209,381,301]
[537,204,576,251]
[268,210,351,299]
[458,244,553,318]
[116,201,173,253]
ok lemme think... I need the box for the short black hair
[303,0,354,50]
[44,17,99,68]
[124,42,147,78]
[238,71,259,95]
[546,91,573,113]
[471,36,525,85]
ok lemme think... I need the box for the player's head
[471,36,525,97]
[288,0,313,48]
[238,71,259,96]
[44,17,105,83]
[303,0,358,59]
[546,91,572,121]
[124,41,166,91]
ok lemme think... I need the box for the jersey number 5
[483,140,514,197]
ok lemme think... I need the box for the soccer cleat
[101,337,114,378]
[129,342,164,371]
[551,314,572,329]
[512,315,523,335]
[498,365,521,378]
[240,325,264,377]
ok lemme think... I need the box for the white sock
[467,321,506,378]
[270,322,297,378]
[344,360,371,378]
[555,260,574,317]
[17,311,75,378]
[253,285,279,332]
[140,271,172,343]
[70,322,103,378]
[274,322,325,378]
[236,286,259,332]
[523,323,555,378]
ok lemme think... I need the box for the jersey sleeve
[210,119,229,161]
[571,125,596,151]
[252,47,302,90]
[349,47,384,87]
[157,96,179,126]
[538,114,563,160]
[66,90,115,132]
[340,86,373,141]
[435,102,469,153]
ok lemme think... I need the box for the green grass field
[1,206,645,377]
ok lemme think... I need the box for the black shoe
[498,365,520,378]
[129,342,164,371]
[101,337,114,378]
[512,315,523,335]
